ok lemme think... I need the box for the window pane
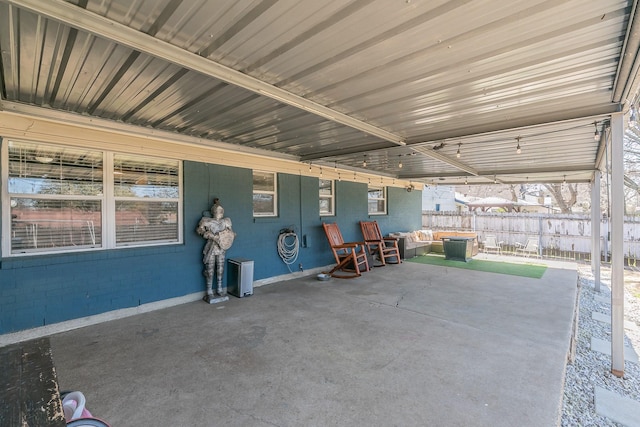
[320,198,333,215]
[114,154,179,198]
[8,141,103,196]
[253,194,275,215]
[368,188,384,199]
[10,198,102,253]
[253,171,275,192]
[368,199,386,214]
[319,179,333,195]
[115,201,178,245]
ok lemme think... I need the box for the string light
[494,174,497,184]
[593,121,599,141]
[398,155,403,169]
[338,172,341,181]
[456,143,461,158]
[309,162,312,171]
[516,136,521,154]
[464,177,468,185]
[334,161,337,171]
[320,167,323,177]
[363,155,367,168]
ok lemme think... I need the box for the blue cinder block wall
[0,159,422,334]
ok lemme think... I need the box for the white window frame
[367,185,387,215]
[1,139,183,257]
[252,170,278,217]
[319,178,335,216]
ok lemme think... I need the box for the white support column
[591,170,601,292]
[610,112,625,377]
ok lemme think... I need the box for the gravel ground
[561,265,640,426]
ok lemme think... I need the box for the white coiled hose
[278,230,299,271]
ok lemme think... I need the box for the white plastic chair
[515,238,539,257]
[483,235,503,254]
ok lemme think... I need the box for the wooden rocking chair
[322,222,370,278]
[359,221,402,266]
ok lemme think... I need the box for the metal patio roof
[1,0,639,185]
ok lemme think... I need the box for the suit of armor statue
[196,199,235,302]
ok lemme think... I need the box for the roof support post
[591,170,601,292]
[610,111,625,377]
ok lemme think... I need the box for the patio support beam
[591,170,601,292]
[410,146,480,177]
[610,112,625,377]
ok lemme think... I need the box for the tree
[509,184,518,202]
[543,183,578,213]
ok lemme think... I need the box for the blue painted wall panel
[0,158,421,334]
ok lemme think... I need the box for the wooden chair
[359,221,401,266]
[322,222,370,278]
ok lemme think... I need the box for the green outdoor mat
[406,254,547,279]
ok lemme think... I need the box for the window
[2,140,182,256]
[319,179,334,216]
[367,186,387,215]
[113,153,180,246]
[253,171,277,216]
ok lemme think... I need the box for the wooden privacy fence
[422,211,640,264]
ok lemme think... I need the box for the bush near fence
[422,211,640,264]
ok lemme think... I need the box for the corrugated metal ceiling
[1,0,638,185]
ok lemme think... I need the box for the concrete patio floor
[49,257,578,426]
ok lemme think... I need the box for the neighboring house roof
[454,193,471,205]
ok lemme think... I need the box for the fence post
[538,215,543,257]
[603,218,609,262]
